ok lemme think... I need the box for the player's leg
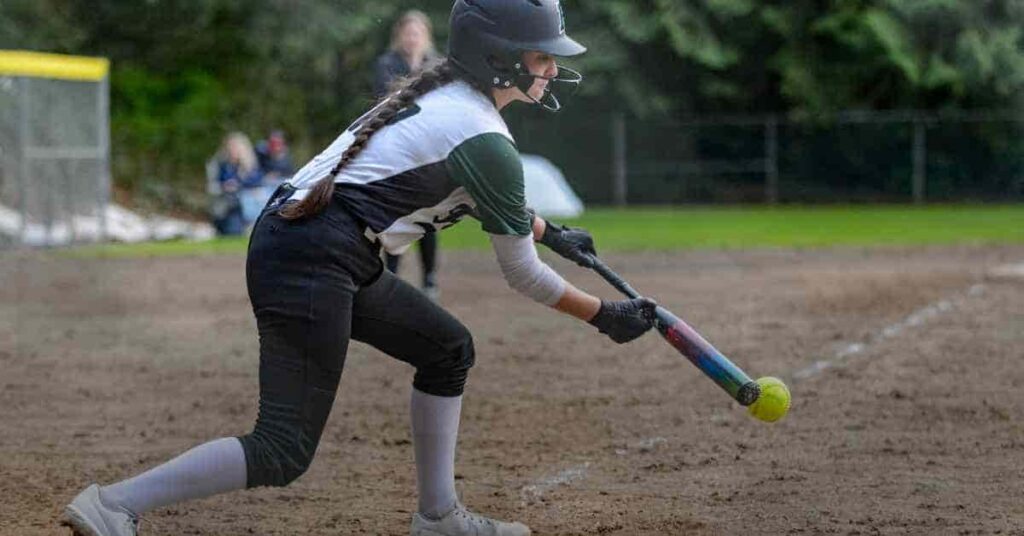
[239,206,379,489]
[351,271,528,536]
[386,251,402,274]
[419,232,439,298]
[67,438,247,535]
[352,269,470,518]
[63,208,372,534]
[237,270,355,487]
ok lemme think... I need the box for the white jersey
[289,81,519,255]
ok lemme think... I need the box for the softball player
[63,2,655,535]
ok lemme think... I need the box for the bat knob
[737,381,761,406]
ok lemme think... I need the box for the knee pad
[238,430,315,488]
[413,326,475,397]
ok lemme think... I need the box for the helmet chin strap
[512,64,583,113]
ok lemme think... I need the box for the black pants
[238,193,474,488]
[385,232,439,286]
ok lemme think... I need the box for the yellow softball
[747,376,791,423]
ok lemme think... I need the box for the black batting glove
[588,297,657,344]
[539,220,597,268]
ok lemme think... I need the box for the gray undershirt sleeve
[489,233,567,306]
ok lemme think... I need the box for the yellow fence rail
[0,50,109,82]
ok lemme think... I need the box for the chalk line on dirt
[520,462,591,502]
[790,283,987,381]
[989,262,1024,279]
[518,437,670,501]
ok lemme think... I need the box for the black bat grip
[588,255,641,300]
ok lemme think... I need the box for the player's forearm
[527,216,599,320]
[552,283,601,321]
[489,232,598,320]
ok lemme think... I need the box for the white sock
[100,437,248,516]
[410,388,462,519]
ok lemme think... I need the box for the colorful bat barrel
[654,307,761,406]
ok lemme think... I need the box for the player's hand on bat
[588,297,657,343]
[539,221,597,268]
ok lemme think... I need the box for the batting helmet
[448,0,586,111]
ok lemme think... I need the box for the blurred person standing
[374,10,441,96]
[374,10,443,299]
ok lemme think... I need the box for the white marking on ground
[520,436,670,503]
[520,462,591,502]
[989,262,1024,279]
[614,436,667,456]
[791,283,986,381]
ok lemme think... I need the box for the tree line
[3,0,1023,206]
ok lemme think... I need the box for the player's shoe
[410,503,530,536]
[61,484,140,536]
[423,284,441,302]
[422,273,440,302]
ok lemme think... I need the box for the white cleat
[411,503,530,536]
[62,484,140,536]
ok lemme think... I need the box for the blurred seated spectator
[255,130,294,183]
[207,132,264,236]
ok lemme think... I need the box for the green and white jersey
[289,80,532,255]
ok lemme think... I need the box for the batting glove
[589,297,657,343]
[539,221,597,268]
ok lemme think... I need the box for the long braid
[279,60,460,220]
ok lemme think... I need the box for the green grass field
[65,205,1024,259]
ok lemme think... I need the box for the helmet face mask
[510,61,582,112]
[449,0,586,112]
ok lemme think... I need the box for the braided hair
[279,60,464,220]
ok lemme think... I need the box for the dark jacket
[373,49,441,98]
[256,142,294,178]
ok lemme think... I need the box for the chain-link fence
[507,108,1024,205]
[0,50,110,247]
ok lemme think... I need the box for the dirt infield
[2,245,1023,535]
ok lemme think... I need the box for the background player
[373,9,444,299]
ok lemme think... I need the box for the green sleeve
[446,133,532,236]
